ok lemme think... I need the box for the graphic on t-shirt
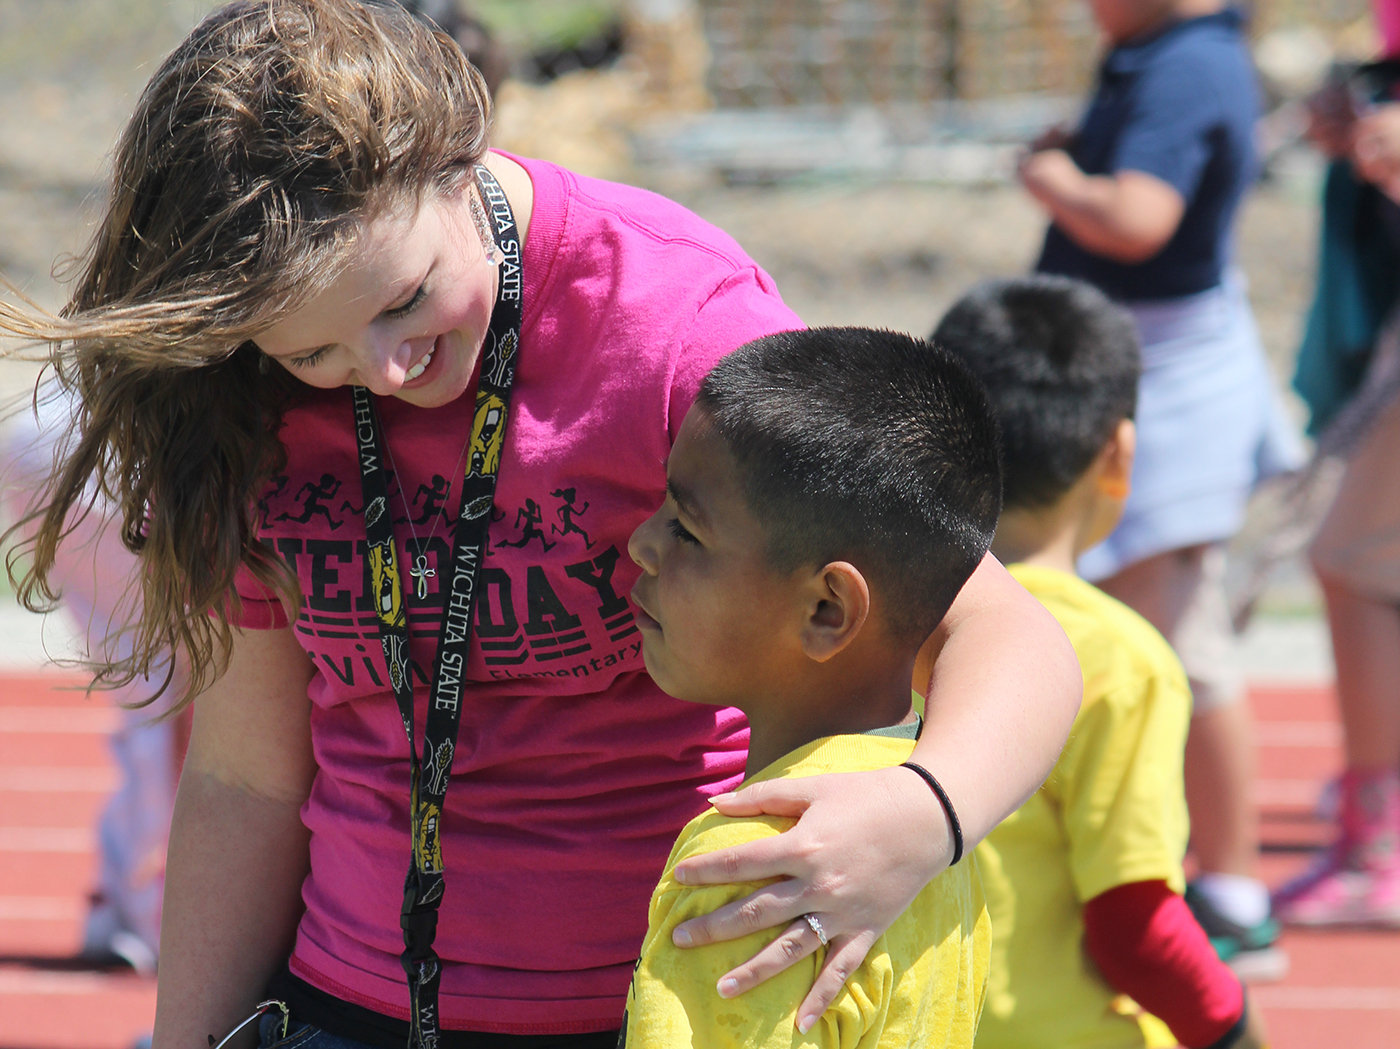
[270,481,645,687]
[277,473,346,530]
[469,395,508,479]
[410,475,453,527]
[471,545,640,677]
[499,498,556,552]
[259,475,290,530]
[550,487,594,549]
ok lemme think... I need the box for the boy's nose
[628,512,662,575]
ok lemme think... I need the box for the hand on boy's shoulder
[659,807,797,897]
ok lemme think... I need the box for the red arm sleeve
[1082,880,1244,1049]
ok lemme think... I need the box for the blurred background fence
[694,0,1371,107]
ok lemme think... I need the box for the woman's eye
[385,283,427,319]
[667,518,699,545]
[289,346,331,369]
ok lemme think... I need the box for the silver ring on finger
[803,913,829,947]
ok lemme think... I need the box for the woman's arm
[667,554,1079,1028]
[1018,148,1185,263]
[152,626,316,1049]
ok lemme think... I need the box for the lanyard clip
[401,907,439,958]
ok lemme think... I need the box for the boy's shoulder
[1008,564,1188,715]
[664,734,921,873]
[631,734,989,1049]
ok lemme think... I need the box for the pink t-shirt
[234,155,801,1034]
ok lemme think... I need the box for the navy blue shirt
[1036,8,1259,301]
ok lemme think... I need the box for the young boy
[621,327,1001,1048]
[933,277,1266,1049]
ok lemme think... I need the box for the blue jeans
[256,1013,621,1049]
[259,1017,376,1049]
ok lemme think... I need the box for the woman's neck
[482,151,534,245]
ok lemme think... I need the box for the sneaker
[1184,883,1289,982]
[78,892,159,975]
[1272,768,1400,928]
[1271,851,1400,927]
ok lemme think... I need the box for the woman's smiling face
[254,187,498,408]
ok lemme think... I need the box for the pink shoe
[1273,769,1400,927]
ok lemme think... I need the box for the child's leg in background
[1272,572,1400,926]
[43,491,180,970]
[2,401,181,969]
[1274,574,1400,923]
[1277,389,1400,925]
[1321,579,1400,773]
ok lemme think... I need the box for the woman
[1273,0,1400,925]
[0,4,1079,1047]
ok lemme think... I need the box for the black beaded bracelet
[899,761,964,866]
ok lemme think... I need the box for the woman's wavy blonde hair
[0,0,492,706]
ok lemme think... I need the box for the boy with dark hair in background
[935,277,1267,1049]
[622,327,1000,1048]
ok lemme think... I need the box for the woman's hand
[670,764,950,1033]
[1304,80,1358,160]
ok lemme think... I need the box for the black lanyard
[352,165,521,1049]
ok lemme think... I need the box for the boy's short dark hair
[697,327,1001,644]
[932,277,1141,511]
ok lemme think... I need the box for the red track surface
[0,675,1395,1048]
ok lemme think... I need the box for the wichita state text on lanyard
[352,165,522,1049]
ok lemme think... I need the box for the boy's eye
[385,282,428,319]
[667,518,699,545]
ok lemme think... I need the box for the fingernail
[672,926,692,947]
[717,978,738,998]
[674,868,688,885]
[798,1015,817,1034]
[708,792,735,803]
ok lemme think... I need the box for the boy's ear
[799,561,871,663]
[1096,418,1136,500]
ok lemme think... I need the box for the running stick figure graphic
[411,474,453,527]
[276,474,344,530]
[259,475,289,530]
[550,487,593,549]
[499,498,556,551]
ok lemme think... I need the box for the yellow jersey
[622,732,991,1049]
[974,564,1192,1049]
